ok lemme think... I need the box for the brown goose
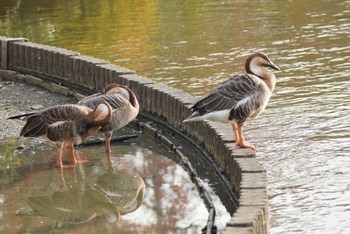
[184,52,280,151]
[78,84,139,153]
[8,102,112,168]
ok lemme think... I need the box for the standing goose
[184,52,280,151]
[78,84,139,153]
[8,102,112,168]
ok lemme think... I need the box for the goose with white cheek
[8,102,112,168]
[184,52,280,151]
[78,84,139,153]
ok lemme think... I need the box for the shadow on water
[0,127,230,233]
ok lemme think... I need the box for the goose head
[245,52,280,91]
[245,52,280,77]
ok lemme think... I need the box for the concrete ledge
[0,36,269,234]
[228,205,268,234]
[0,37,28,69]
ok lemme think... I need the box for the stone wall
[0,37,268,234]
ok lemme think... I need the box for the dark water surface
[1,0,350,233]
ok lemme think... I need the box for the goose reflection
[16,184,119,224]
[16,167,145,225]
[94,170,145,215]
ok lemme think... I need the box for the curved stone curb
[0,37,268,234]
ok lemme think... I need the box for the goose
[184,52,280,151]
[8,102,112,168]
[78,84,139,153]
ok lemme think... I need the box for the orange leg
[235,125,256,151]
[55,145,64,168]
[231,124,240,144]
[69,145,78,165]
[105,133,112,154]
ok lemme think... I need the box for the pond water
[1,0,350,233]
[0,130,229,233]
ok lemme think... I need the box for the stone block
[0,69,17,80]
[24,75,43,86]
[165,89,194,127]
[46,49,54,75]
[227,206,261,226]
[71,55,108,90]
[118,74,154,112]
[44,83,71,96]
[234,158,265,173]
[30,44,40,71]
[240,172,266,189]
[239,188,267,206]
[222,226,252,234]
[24,43,32,70]
[93,63,135,92]
[1,37,28,69]
[64,55,75,81]
[227,205,268,234]
[8,42,17,68]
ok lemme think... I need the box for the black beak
[268,60,281,71]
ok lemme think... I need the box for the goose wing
[20,105,90,137]
[77,93,102,104]
[19,112,49,137]
[78,94,127,110]
[192,74,264,120]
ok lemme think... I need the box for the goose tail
[7,113,34,121]
[183,112,202,122]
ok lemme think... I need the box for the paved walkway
[0,77,74,138]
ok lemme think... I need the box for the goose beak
[268,60,281,71]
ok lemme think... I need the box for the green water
[1,0,350,233]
